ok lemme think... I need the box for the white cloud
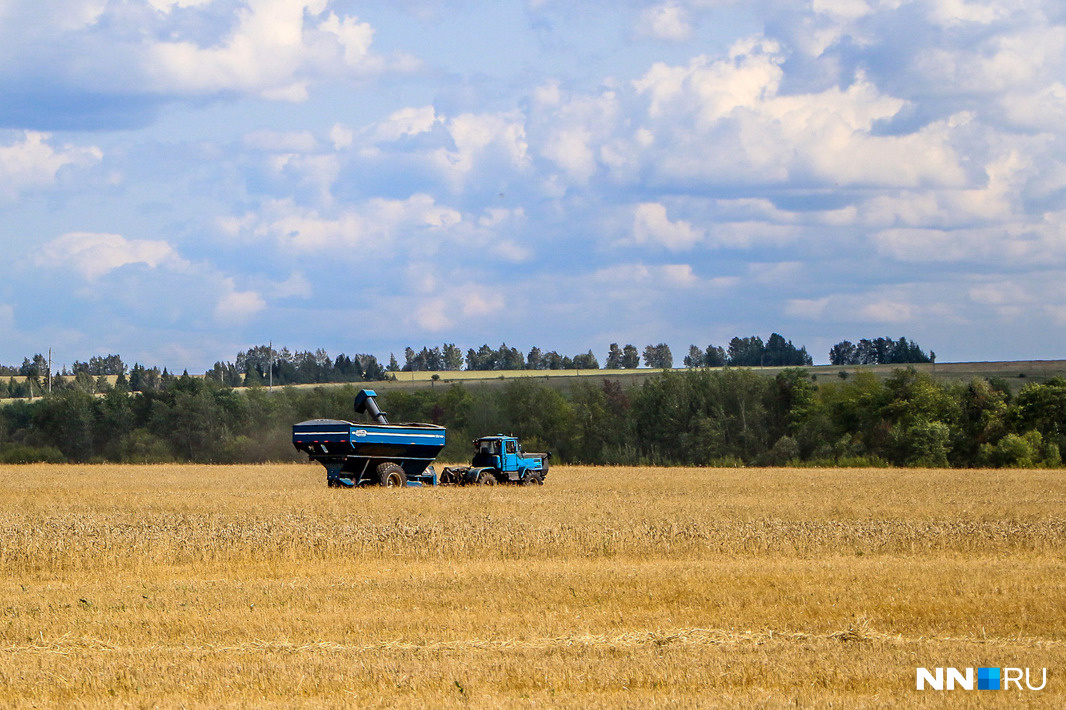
[968,280,1034,306]
[460,288,505,317]
[226,194,462,251]
[413,298,451,331]
[43,0,108,30]
[244,130,318,153]
[146,0,213,12]
[631,44,967,188]
[432,111,530,188]
[141,1,387,100]
[812,0,874,21]
[639,4,692,42]
[591,262,699,289]
[0,303,13,331]
[0,132,102,198]
[329,124,354,150]
[1002,81,1066,131]
[961,272,1066,324]
[660,263,698,285]
[928,0,1011,26]
[372,106,439,142]
[859,299,913,323]
[748,261,802,284]
[265,153,341,204]
[632,202,705,251]
[872,207,1066,266]
[535,89,619,184]
[39,232,187,280]
[785,297,830,319]
[317,12,375,68]
[411,284,505,332]
[273,271,313,299]
[634,40,784,124]
[214,280,266,323]
[917,24,1066,94]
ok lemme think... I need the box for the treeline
[0,368,1062,469]
[683,334,813,368]
[829,337,933,365]
[1,348,390,398]
[0,333,936,398]
[403,334,818,372]
[211,346,387,387]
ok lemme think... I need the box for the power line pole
[47,348,52,394]
[269,340,273,391]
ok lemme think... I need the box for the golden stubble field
[1,463,1064,708]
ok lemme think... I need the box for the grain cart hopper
[292,389,445,487]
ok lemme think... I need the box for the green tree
[496,379,575,459]
[704,344,727,367]
[1013,378,1066,451]
[727,336,765,366]
[829,341,858,366]
[684,345,703,368]
[605,343,623,370]
[31,390,97,461]
[442,343,464,371]
[572,350,599,370]
[642,343,673,369]
[571,379,636,463]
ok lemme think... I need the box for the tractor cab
[471,435,548,480]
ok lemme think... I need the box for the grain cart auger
[292,389,446,487]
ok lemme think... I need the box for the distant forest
[0,334,930,398]
[1,364,1061,470]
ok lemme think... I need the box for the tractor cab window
[505,440,517,454]
[478,440,499,455]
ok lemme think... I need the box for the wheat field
[1,463,1064,707]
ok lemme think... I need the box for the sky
[2,0,1065,371]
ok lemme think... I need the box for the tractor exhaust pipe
[354,389,389,424]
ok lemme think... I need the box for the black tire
[478,470,497,486]
[522,472,543,486]
[376,462,407,488]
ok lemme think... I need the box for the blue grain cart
[292,389,445,487]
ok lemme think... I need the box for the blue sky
[2,0,1065,371]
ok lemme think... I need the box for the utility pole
[47,348,52,394]
[269,340,273,391]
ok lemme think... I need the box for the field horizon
[2,463,1064,706]
[5,357,1066,395]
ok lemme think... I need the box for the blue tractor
[292,389,549,487]
[440,435,551,486]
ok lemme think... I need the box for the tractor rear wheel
[376,462,407,488]
[478,470,497,486]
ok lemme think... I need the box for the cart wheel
[376,462,407,488]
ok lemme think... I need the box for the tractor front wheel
[522,473,543,486]
[376,462,407,488]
